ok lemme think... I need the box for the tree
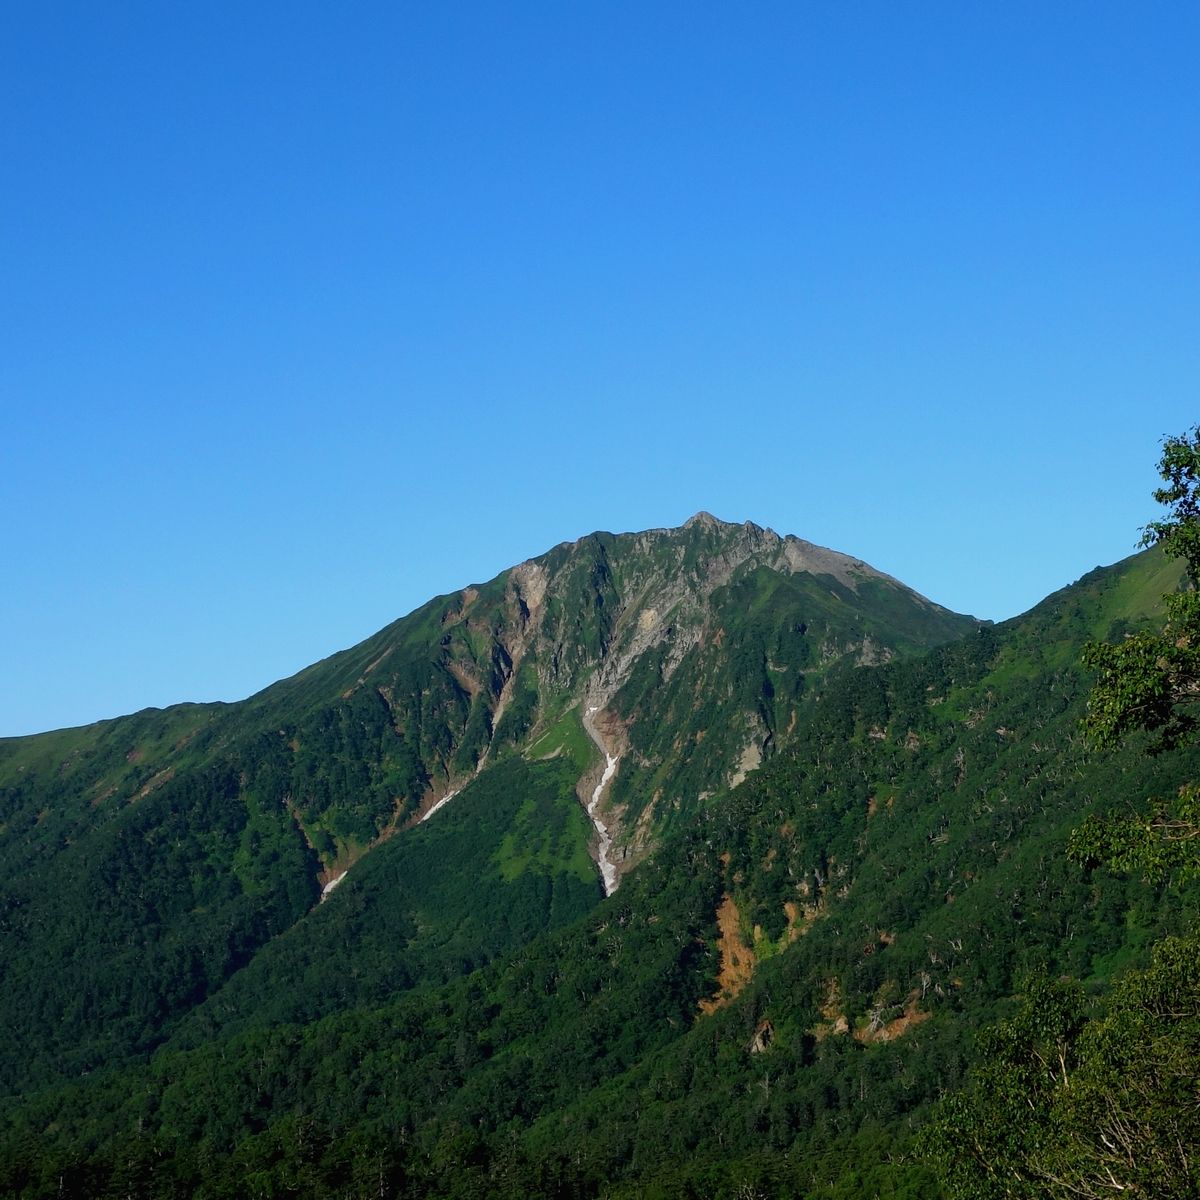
[1083,426,1200,754]
[1074,427,1200,877]
[923,428,1200,1198]
[923,936,1200,1200]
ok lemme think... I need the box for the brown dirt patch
[867,1006,931,1042]
[447,661,481,699]
[318,847,363,889]
[782,900,818,942]
[91,784,117,808]
[441,588,479,627]
[133,768,175,801]
[812,978,849,1040]
[699,893,757,1015]
[854,992,931,1044]
[362,647,393,677]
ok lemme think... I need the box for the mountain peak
[683,510,726,530]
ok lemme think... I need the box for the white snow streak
[320,871,347,901]
[421,788,459,823]
[319,784,460,906]
[584,705,621,895]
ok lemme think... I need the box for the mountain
[0,515,975,1101]
[2,540,1194,1199]
[6,521,1195,1199]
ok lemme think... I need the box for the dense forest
[1,445,1198,1198]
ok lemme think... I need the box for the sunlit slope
[0,515,973,1100]
[1,548,1193,1198]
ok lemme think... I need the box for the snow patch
[421,788,459,822]
[584,705,621,895]
[320,871,347,901]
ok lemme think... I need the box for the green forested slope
[174,755,599,1045]
[919,433,1200,1200]
[0,546,1192,1199]
[0,517,971,1102]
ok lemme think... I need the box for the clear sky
[2,2,1197,736]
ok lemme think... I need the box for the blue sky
[2,2,1197,736]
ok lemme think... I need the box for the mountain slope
[0,515,973,1099]
[0,547,1194,1199]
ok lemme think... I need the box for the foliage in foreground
[922,936,1200,1199]
[924,427,1200,1199]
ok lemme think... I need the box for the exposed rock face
[262,514,977,890]
[748,1019,774,1054]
